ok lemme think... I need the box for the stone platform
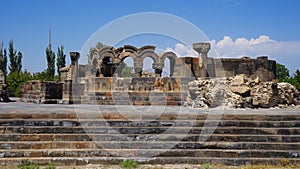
[0,103,299,168]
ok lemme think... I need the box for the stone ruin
[187,74,300,109]
[21,80,62,104]
[0,70,13,102]
[20,42,299,107]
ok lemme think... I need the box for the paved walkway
[0,102,299,115]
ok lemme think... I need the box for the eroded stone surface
[187,75,300,108]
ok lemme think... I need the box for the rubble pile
[187,74,300,108]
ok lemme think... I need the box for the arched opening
[120,57,134,77]
[162,58,170,77]
[142,57,155,77]
[101,56,114,77]
[163,57,175,77]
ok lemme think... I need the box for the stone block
[24,151,43,157]
[70,142,92,149]
[20,135,40,141]
[32,142,51,149]
[51,142,70,149]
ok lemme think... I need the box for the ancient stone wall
[53,42,277,105]
[21,80,63,103]
[216,56,276,81]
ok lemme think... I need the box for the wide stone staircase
[0,105,299,167]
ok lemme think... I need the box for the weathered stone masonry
[21,42,277,105]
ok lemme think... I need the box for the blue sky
[0,0,300,74]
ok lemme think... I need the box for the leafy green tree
[276,63,289,82]
[31,70,49,81]
[6,70,31,97]
[121,62,132,77]
[289,69,300,91]
[293,69,300,84]
[46,48,55,80]
[8,40,22,73]
[56,45,66,78]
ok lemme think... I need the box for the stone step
[0,141,299,150]
[1,133,299,142]
[1,126,299,135]
[0,119,299,128]
[1,112,299,121]
[1,149,299,159]
[1,156,300,167]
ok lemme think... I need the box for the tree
[8,40,22,73]
[31,70,49,81]
[276,63,289,82]
[121,62,132,77]
[290,69,300,91]
[0,43,7,80]
[293,69,300,84]
[88,42,105,64]
[16,51,22,72]
[46,48,55,80]
[6,70,31,97]
[56,45,66,78]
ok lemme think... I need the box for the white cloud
[165,36,300,74]
[211,35,300,73]
[165,43,198,58]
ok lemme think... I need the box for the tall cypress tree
[56,45,66,78]
[46,48,55,80]
[8,40,22,73]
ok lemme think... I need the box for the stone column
[134,62,143,77]
[70,52,80,83]
[153,63,164,77]
[193,43,210,78]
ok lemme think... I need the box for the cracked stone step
[0,149,299,158]
[1,112,299,121]
[1,126,299,135]
[0,119,299,128]
[0,134,299,142]
[0,141,299,150]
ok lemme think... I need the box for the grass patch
[17,160,56,169]
[119,159,139,169]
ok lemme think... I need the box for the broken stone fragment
[187,75,299,109]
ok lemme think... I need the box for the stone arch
[139,48,164,77]
[118,46,138,64]
[139,49,160,67]
[161,51,177,77]
[96,46,117,77]
[100,56,115,77]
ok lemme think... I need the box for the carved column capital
[193,43,211,54]
[152,63,164,70]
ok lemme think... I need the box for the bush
[6,70,31,97]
